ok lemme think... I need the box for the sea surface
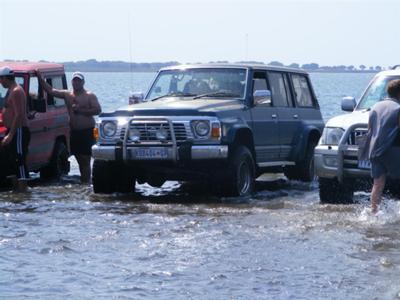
[3,72,400,300]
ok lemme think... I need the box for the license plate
[358,160,371,169]
[133,148,169,159]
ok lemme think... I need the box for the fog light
[156,128,168,141]
[129,129,141,142]
[324,155,338,167]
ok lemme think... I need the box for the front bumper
[314,145,370,179]
[314,123,370,181]
[92,144,229,162]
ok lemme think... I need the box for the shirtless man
[36,70,101,183]
[0,66,30,192]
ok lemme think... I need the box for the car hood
[105,97,246,117]
[325,109,369,129]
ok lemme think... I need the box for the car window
[147,68,247,100]
[268,72,290,107]
[29,76,40,101]
[252,71,270,106]
[357,76,400,110]
[291,74,314,107]
[283,73,294,106]
[50,77,65,107]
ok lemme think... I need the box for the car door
[267,71,300,160]
[289,73,324,157]
[249,70,280,163]
[26,75,53,170]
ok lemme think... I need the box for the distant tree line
[4,59,390,73]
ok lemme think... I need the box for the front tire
[92,160,117,194]
[220,145,255,197]
[319,177,355,204]
[92,160,135,194]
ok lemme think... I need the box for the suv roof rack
[391,65,400,70]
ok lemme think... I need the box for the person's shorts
[370,147,400,179]
[70,128,95,156]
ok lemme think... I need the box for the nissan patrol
[92,64,324,196]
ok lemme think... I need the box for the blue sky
[1,0,399,66]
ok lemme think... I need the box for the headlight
[192,120,210,137]
[128,128,141,142]
[102,121,117,138]
[320,127,345,145]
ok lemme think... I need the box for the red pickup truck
[0,62,70,180]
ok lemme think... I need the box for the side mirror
[341,96,356,112]
[33,98,46,113]
[254,89,272,105]
[129,92,144,105]
[0,97,4,109]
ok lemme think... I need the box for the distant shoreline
[4,59,382,74]
[63,70,379,74]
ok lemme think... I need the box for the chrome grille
[173,123,188,143]
[129,121,171,142]
[119,127,126,140]
[348,128,368,145]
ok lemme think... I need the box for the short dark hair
[387,79,400,99]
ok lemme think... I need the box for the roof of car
[160,63,308,74]
[0,61,64,73]
[375,68,400,77]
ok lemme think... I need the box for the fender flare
[291,126,321,162]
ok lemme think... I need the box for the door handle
[271,114,277,118]
[293,114,299,119]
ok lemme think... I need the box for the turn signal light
[93,127,99,141]
[211,123,221,138]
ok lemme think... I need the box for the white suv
[315,66,400,203]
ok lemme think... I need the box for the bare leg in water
[75,154,92,184]
[371,174,386,213]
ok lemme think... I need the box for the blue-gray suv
[92,64,324,196]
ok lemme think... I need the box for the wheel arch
[292,126,321,162]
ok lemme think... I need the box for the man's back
[368,98,400,158]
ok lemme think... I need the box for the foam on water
[358,199,400,225]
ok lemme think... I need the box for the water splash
[358,199,400,225]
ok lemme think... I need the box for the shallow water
[2,72,400,300]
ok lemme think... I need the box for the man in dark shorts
[37,70,101,183]
[0,66,30,192]
[366,79,400,213]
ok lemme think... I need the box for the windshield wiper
[151,92,196,101]
[193,92,241,99]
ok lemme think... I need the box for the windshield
[146,68,247,100]
[357,76,400,110]
[0,76,25,109]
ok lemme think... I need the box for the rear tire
[284,141,317,182]
[319,177,355,204]
[219,145,255,197]
[40,140,70,180]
